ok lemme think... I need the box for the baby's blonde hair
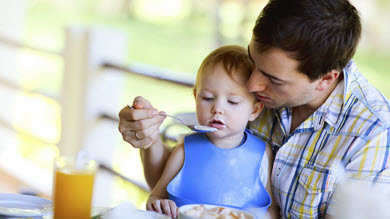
[193,45,253,95]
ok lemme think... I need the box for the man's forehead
[247,44,306,82]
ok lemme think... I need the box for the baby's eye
[228,100,239,105]
[202,97,213,101]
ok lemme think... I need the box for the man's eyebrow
[259,67,285,82]
[247,46,285,83]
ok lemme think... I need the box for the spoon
[127,105,217,133]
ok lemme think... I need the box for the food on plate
[184,205,248,219]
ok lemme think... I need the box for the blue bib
[167,129,271,217]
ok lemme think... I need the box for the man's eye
[270,80,283,86]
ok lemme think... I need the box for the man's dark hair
[253,0,361,81]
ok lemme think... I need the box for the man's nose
[247,71,266,92]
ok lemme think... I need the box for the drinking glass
[53,155,97,219]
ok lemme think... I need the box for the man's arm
[118,96,170,189]
[141,138,174,189]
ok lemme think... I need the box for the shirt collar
[315,79,344,129]
[315,60,358,129]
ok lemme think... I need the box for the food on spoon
[184,205,248,219]
[194,125,218,132]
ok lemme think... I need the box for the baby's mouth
[209,118,226,129]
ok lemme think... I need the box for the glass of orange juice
[53,155,97,219]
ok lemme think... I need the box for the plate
[0,193,52,217]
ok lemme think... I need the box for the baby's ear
[249,101,264,121]
[193,89,197,99]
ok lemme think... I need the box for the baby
[146,45,277,218]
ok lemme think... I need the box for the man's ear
[249,101,264,121]
[316,69,340,91]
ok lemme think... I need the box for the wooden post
[60,27,126,156]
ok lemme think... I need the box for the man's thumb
[133,96,154,109]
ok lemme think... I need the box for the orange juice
[53,156,97,219]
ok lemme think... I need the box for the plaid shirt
[249,60,390,218]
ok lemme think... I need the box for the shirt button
[276,167,281,176]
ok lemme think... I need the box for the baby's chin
[205,128,232,138]
[205,129,223,138]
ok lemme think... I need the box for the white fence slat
[60,27,126,156]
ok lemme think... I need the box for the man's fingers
[132,108,159,120]
[127,128,161,149]
[135,119,164,139]
[134,115,164,131]
[118,115,164,149]
[123,123,161,149]
[121,130,139,141]
[118,96,165,149]
[118,106,158,121]
[118,115,164,140]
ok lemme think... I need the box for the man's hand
[118,96,165,149]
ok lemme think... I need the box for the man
[118,0,390,218]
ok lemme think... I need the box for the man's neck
[291,75,343,132]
